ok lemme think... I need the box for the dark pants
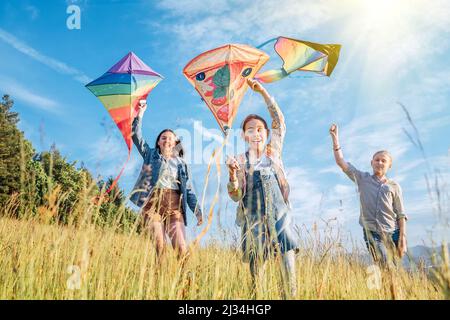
[363,229,400,267]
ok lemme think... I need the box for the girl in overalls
[226,79,299,298]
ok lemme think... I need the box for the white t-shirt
[154,157,180,190]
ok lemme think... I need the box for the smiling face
[157,130,177,154]
[243,118,269,153]
[371,151,392,177]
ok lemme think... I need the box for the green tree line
[0,94,138,231]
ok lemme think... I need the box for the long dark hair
[154,129,184,158]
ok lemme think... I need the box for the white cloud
[0,28,91,84]
[155,0,335,59]
[156,0,450,77]
[25,5,39,20]
[284,164,362,241]
[397,70,450,125]
[286,166,328,216]
[318,165,341,175]
[0,76,60,113]
[311,106,411,168]
[337,0,450,82]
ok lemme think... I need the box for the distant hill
[405,244,449,270]
[352,244,449,270]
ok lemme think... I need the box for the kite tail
[105,149,131,194]
[190,132,229,250]
[255,37,288,83]
[254,68,288,83]
[256,37,278,49]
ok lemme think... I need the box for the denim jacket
[130,116,202,226]
[227,96,290,227]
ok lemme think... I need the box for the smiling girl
[226,79,299,298]
[130,101,203,259]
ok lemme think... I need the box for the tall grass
[0,102,447,299]
[0,187,445,299]
[399,102,450,299]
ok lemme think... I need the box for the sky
[0,0,449,249]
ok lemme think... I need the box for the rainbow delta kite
[86,52,163,192]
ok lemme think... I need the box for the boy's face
[243,119,268,152]
[371,153,392,177]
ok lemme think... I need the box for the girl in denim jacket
[131,101,203,258]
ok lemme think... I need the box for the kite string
[196,86,255,243]
[190,80,257,249]
[187,81,259,252]
[189,131,230,250]
[105,149,131,194]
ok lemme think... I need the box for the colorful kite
[86,52,163,192]
[254,36,341,83]
[183,37,341,133]
[183,44,269,133]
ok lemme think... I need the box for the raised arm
[247,78,286,156]
[132,103,151,159]
[329,124,349,171]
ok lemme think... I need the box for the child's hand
[247,78,265,94]
[196,215,203,226]
[329,123,338,137]
[138,100,147,117]
[397,234,407,257]
[329,124,339,143]
[226,156,240,178]
[139,100,147,110]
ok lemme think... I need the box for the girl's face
[243,119,268,151]
[158,131,177,153]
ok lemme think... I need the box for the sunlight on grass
[0,191,445,299]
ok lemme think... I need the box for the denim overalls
[241,153,299,263]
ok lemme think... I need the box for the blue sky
[0,0,449,249]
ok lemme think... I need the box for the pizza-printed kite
[183,44,269,134]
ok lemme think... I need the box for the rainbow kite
[86,52,163,192]
[255,36,341,83]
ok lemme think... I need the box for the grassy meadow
[0,189,447,300]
